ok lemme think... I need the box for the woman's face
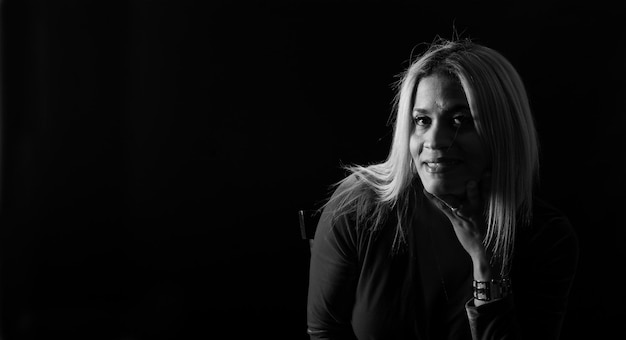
[410,73,490,198]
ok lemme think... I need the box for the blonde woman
[307,39,579,339]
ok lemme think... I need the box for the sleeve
[465,297,521,340]
[465,211,579,340]
[306,187,360,340]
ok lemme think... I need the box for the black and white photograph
[0,0,624,339]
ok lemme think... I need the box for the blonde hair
[325,39,539,275]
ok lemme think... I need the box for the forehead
[413,74,468,111]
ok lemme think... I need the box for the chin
[422,180,465,198]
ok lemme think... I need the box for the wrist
[470,251,492,281]
[469,249,511,305]
[473,278,512,302]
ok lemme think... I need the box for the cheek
[409,134,421,158]
[461,136,490,173]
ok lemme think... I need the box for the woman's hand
[423,179,487,258]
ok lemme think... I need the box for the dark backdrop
[1,0,624,339]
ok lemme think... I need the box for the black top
[307,178,579,340]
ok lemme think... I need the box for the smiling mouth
[424,160,461,173]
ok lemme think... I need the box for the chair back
[298,209,320,249]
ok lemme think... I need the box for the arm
[306,192,359,340]
[425,182,579,339]
[465,213,578,340]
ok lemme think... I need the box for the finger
[423,189,458,210]
[423,189,462,219]
[451,204,467,219]
[453,181,479,220]
[423,189,446,211]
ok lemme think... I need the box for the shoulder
[326,172,378,215]
[317,171,392,241]
[313,174,370,256]
[516,197,579,262]
[529,197,577,241]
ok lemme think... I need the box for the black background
[1,0,625,339]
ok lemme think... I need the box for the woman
[307,39,579,339]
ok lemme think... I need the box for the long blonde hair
[325,39,539,275]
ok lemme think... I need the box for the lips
[423,158,462,173]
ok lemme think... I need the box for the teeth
[425,161,457,168]
[424,160,459,173]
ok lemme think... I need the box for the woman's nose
[423,122,455,150]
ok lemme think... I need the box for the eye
[413,116,431,127]
[452,114,473,128]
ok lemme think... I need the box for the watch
[473,278,512,301]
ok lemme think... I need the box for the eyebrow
[413,104,471,115]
